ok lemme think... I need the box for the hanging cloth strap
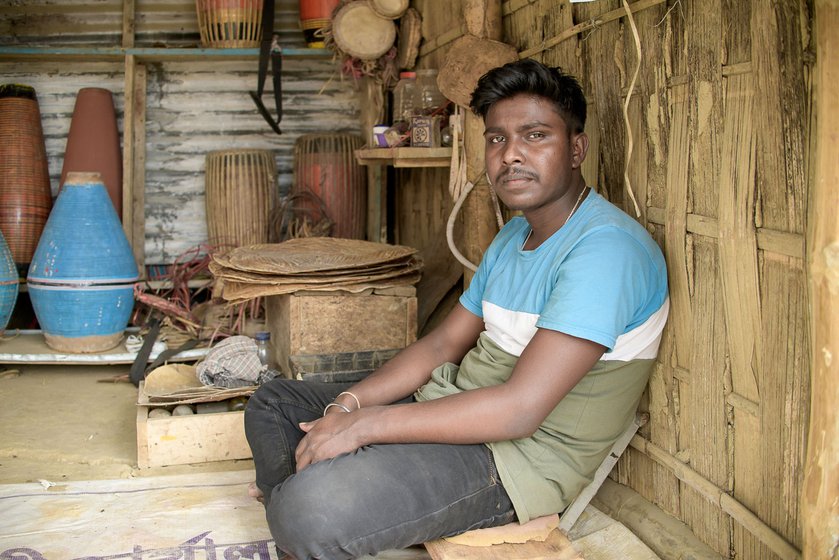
[250,0,283,134]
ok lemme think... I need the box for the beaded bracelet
[323,402,351,415]
[337,391,361,410]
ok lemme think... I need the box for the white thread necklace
[521,186,589,250]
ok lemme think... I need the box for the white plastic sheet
[0,470,275,559]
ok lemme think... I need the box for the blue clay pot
[27,172,138,352]
[0,229,19,331]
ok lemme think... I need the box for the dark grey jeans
[244,377,516,560]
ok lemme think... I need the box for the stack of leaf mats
[208,237,423,304]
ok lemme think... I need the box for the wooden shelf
[0,46,330,62]
[355,147,452,168]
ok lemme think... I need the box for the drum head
[332,2,396,60]
[368,0,408,19]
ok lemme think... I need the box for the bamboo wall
[413,1,814,558]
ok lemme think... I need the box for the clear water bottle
[254,331,272,369]
[392,71,418,127]
[416,69,445,116]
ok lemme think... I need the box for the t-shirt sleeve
[458,222,517,318]
[535,227,656,351]
[458,247,492,318]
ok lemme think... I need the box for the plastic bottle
[392,71,418,126]
[416,69,446,116]
[254,331,273,369]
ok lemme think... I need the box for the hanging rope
[622,0,643,218]
[444,106,506,271]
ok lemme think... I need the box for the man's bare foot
[248,481,265,503]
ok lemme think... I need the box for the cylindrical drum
[60,88,123,219]
[196,0,263,48]
[0,229,19,331]
[27,172,139,353]
[0,84,53,276]
[292,134,366,240]
[205,149,277,252]
[299,0,340,48]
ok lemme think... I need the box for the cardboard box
[265,287,417,377]
[136,383,252,468]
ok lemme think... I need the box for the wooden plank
[122,0,135,48]
[802,2,839,558]
[265,291,418,376]
[425,528,582,560]
[355,147,453,168]
[0,331,207,365]
[136,383,251,468]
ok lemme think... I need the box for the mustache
[495,167,537,182]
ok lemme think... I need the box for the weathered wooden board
[136,382,250,468]
[265,289,417,376]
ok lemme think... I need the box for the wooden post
[460,0,503,285]
[123,56,146,276]
[462,112,497,286]
[359,77,388,242]
[803,1,839,558]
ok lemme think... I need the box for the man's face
[484,93,587,215]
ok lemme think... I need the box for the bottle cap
[254,331,270,341]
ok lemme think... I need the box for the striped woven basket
[0,84,53,274]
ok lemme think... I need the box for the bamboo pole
[803,1,839,558]
[630,436,802,560]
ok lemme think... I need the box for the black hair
[469,59,587,133]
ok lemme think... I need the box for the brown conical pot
[60,87,123,219]
[0,83,53,273]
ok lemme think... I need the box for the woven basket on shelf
[195,0,263,48]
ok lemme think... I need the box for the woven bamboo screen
[412,1,814,558]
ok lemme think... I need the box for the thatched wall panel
[497,0,812,557]
[750,2,810,235]
[758,255,810,545]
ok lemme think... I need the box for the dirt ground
[0,363,253,484]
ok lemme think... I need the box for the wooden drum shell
[205,149,278,252]
[292,134,366,240]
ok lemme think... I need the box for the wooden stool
[424,413,648,559]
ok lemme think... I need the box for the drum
[332,2,396,60]
[299,0,340,48]
[196,0,263,48]
[27,172,139,353]
[368,0,408,19]
[205,149,278,252]
[0,84,53,275]
[0,230,18,331]
[292,134,366,240]
[60,88,123,218]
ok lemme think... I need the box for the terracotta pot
[0,84,53,273]
[60,88,123,219]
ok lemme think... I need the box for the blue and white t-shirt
[416,189,669,522]
[460,189,669,360]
